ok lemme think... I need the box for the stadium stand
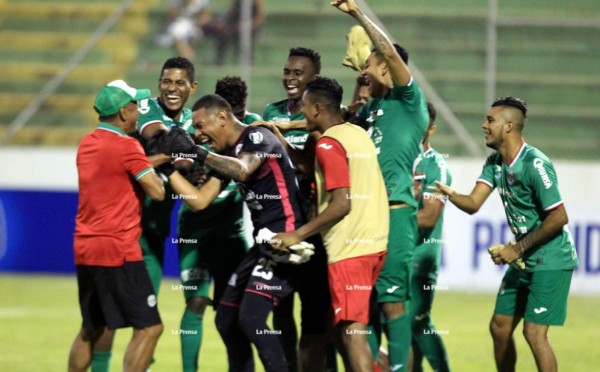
[0,0,598,159]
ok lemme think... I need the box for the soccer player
[262,47,320,146]
[263,47,331,372]
[154,94,308,372]
[173,75,259,371]
[270,76,389,372]
[332,0,430,369]
[410,102,451,372]
[429,97,578,372]
[216,76,262,124]
[69,80,165,372]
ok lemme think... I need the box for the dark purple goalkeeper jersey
[225,126,305,236]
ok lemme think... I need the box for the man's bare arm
[331,0,411,86]
[167,172,225,211]
[429,181,492,215]
[137,171,165,201]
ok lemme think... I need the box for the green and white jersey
[412,147,452,279]
[263,99,309,148]
[177,112,263,238]
[135,98,193,237]
[477,142,578,271]
[244,111,262,124]
[357,79,429,207]
[137,97,193,135]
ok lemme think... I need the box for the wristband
[158,162,176,178]
[194,145,209,163]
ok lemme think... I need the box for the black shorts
[76,261,162,331]
[219,245,294,307]
[288,234,331,335]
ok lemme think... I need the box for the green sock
[367,324,381,360]
[180,309,203,372]
[414,320,450,372]
[91,351,111,372]
[385,314,411,370]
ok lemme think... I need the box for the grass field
[1,273,599,371]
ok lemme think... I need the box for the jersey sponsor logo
[285,134,309,145]
[533,307,548,314]
[147,294,157,308]
[386,285,400,293]
[138,99,151,114]
[318,143,333,150]
[249,131,264,144]
[533,158,552,189]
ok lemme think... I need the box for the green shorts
[494,265,573,326]
[375,207,417,303]
[178,232,248,306]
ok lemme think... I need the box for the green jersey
[412,147,452,279]
[135,98,193,237]
[477,142,578,271]
[357,80,429,207]
[263,98,309,148]
[177,112,263,238]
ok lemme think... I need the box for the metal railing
[0,0,134,145]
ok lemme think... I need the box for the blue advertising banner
[0,189,181,277]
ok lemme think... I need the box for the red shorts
[328,251,386,325]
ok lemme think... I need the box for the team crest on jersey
[249,131,264,144]
[507,171,515,185]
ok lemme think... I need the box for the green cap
[94,79,151,116]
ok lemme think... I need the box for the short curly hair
[215,76,248,110]
[161,56,195,82]
[289,47,321,74]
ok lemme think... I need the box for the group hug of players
[69,1,578,372]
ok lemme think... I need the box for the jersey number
[252,265,273,280]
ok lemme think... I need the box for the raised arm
[429,181,492,215]
[331,0,411,86]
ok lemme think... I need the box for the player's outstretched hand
[330,0,359,15]
[428,181,456,198]
[488,242,526,269]
[251,120,279,133]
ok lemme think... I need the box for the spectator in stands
[155,0,213,62]
[213,0,266,65]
